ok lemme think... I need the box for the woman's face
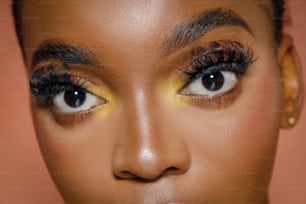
[23,0,283,203]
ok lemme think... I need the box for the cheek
[31,107,118,201]
[165,56,282,197]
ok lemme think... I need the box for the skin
[21,0,303,203]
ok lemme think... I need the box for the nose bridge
[116,87,162,170]
[112,86,190,181]
[129,88,156,149]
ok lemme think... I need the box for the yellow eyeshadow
[91,103,114,118]
[159,73,191,108]
[83,83,118,117]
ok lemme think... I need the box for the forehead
[22,0,273,68]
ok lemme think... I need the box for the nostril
[116,171,152,181]
[117,170,158,182]
[115,166,186,182]
[161,167,182,177]
[119,171,137,179]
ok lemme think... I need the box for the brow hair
[160,8,253,55]
[31,40,99,69]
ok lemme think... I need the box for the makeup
[30,63,107,125]
[178,40,255,108]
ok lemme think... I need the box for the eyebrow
[161,8,254,55]
[31,40,98,68]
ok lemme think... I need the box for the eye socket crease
[160,7,254,56]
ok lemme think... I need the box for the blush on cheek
[230,60,282,181]
[238,58,282,141]
[210,56,283,191]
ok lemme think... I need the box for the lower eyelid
[179,81,243,109]
[52,110,92,126]
[177,71,243,108]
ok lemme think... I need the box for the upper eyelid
[178,40,255,74]
[190,41,254,60]
[30,65,87,96]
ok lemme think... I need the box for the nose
[112,89,190,181]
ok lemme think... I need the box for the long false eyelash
[181,41,255,80]
[30,64,87,100]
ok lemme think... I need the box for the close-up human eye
[178,41,254,106]
[180,70,237,98]
[29,64,106,125]
[52,88,102,113]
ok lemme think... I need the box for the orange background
[0,0,305,203]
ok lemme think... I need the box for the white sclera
[53,91,101,113]
[186,71,237,98]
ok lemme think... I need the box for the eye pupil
[64,90,86,108]
[201,72,224,91]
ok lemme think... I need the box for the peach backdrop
[0,0,305,203]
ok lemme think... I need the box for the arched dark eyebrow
[31,40,98,69]
[160,8,254,55]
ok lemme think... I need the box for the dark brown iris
[201,72,224,91]
[64,90,86,108]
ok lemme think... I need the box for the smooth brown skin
[22,0,303,203]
